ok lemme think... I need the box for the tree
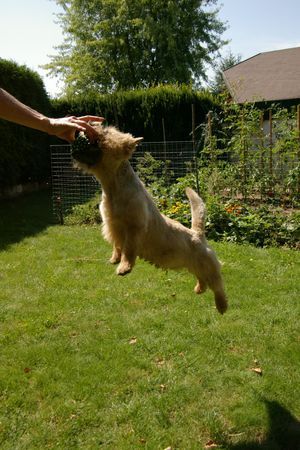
[46,0,227,95]
[209,51,242,94]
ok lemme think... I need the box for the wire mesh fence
[50,108,300,224]
[51,136,300,223]
[51,145,100,223]
[50,141,197,223]
[136,141,197,178]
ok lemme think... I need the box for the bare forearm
[0,88,105,142]
[0,88,51,133]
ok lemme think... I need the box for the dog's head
[72,123,143,174]
[71,133,101,167]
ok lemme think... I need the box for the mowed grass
[0,191,299,449]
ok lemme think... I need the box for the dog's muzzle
[71,132,102,167]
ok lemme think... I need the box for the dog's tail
[185,187,206,236]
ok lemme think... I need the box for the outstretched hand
[48,115,105,143]
[0,88,105,143]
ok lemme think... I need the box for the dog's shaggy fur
[73,124,228,314]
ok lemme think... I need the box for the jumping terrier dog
[72,124,228,314]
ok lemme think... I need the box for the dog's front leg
[116,232,138,276]
[110,244,121,264]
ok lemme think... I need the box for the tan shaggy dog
[73,124,228,314]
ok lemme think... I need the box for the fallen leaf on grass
[155,357,165,367]
[250,367,263,376]
[205,440,218,448]
[228,432,246,438]
[129,337,137,345]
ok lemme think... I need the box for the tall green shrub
[0,59,51,189]
[51,85,218,141]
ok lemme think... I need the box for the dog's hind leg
[110,244,121,264]
[208,274,227,314]
[194,278,207,294]
[200,249,227,314]
[193,271,226,313]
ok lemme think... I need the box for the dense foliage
[46,0,227,95]
[0,59,51,189]
[201,98,300,206]
[63,95,300,248]
[51,85,218,141]
[65,166,299,249]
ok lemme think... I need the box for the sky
[1,0,300,97]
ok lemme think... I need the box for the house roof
[223,47,300,103]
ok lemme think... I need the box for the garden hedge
[0,59,51,189]
[0,63,218,190]
[51,85,218,141]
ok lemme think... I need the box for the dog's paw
[194,281,207,294]
[215,293,228,315]
[116,263,132,276]
[110,256,121,264]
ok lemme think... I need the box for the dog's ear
[124,136,143,158]
[134,137,144,145]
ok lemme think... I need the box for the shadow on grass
[224,400,300,450]
[0,189,55,251]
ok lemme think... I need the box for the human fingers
[77,115,105,123]
[47,117,82,142]
[83,124,100,143]
[74,118,105,142]
[58,117,95,142]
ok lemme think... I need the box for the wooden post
[162,117,166,143]
[297,105,300,200]
[269,109,273,193]
[192,104,200,194]
[161,117,169,184]
[113,103,119,128]
[259,111,265,199]
[207,110,213,159]
[55,195,64,225]
[192,104,196,144]
[240,108,247,198]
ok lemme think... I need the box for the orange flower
[225,204,243,216]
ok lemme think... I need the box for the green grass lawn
[0,191,300,449]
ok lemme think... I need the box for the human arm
[0,88,104,142]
